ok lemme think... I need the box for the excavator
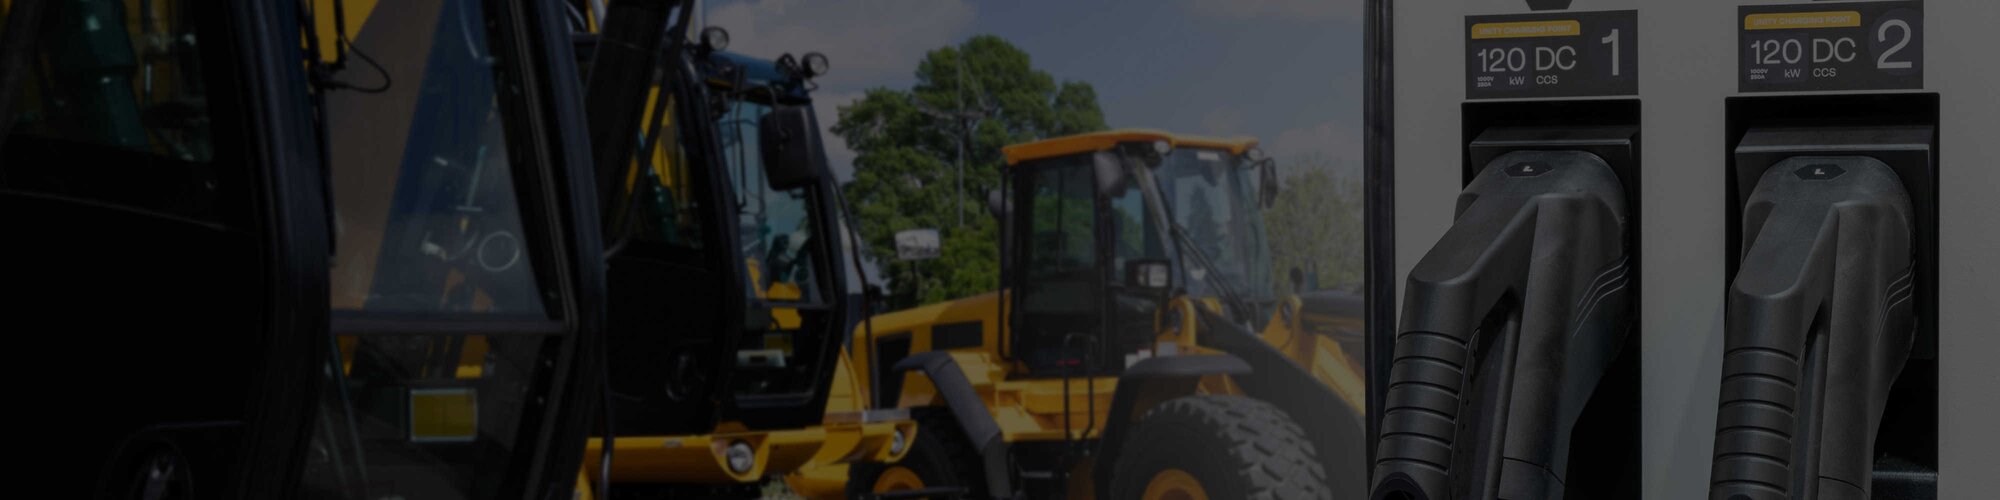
[569,2,912,498]
[1,0,629,497]
[787,130,1371,499]
[5,0,895,497]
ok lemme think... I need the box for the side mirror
[1125,259,1172,292]
[1092,150,1131,198]
[986,188,1011,220]
[1256,157,1280,208]
[758,104,829,190]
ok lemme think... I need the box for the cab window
[302,1,564,497]
[1021,157,1098,311]
[1013,155,1101,372]
[716,91,831,398]
[1108,178,1166,283]
[615,89,706,250]
[3,0,220,219]
[719,97,823,306]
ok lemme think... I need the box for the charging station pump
[1709,123,1929,500]
[1372,141,1633,500]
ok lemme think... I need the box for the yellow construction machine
[4,0,628,496]
[567,4,912,497]
[789,130,1370,499]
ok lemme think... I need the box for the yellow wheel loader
[794,130,1370,499]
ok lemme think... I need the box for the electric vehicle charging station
[1716,95,1936,500]
[1373,3,1642,498]
[1377,1,1998,499]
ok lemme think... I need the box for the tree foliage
[1261,156,1364,293]
[835,35,1106,307]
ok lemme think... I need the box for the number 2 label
[1876,19,1913,69]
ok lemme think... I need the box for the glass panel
[1021,160,1097,311]
[3,0,217,217]
[1106,166,1167,356]
[1107,180,1167,283]
[304,332,553,499]
[719,97,824,306]
[1015,159,1099,371]
[1154,148,1274,302]
[322,0,545,317]
[716,94,831,397]
[617,89,706,250]
[301,1,556,498]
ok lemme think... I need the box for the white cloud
[1181,0,1363,22]
[812,90,865,180]
[702,0,976,88]
[1269,119,1364,174]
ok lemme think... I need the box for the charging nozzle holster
[1709,155,1915,500]
[1373,150,1630,500]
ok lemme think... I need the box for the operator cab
[999,130,1279,377]
[703,49,843,403]
[2,0,606,496]
[598,27,848,433]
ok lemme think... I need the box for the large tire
[1110,395,1329,500]
[847,408,987,499]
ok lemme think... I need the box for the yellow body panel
[573,470,596,500]
[408,388,478,441]
[802,284,1366,497]
[1001,129,1259,166]
[579,416,913,486]
[747,258,806,329]
[581,340,916,493]
[310,0,381,63]
[839,290,1366,448]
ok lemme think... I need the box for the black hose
[830,175,880,407]
[597,339,615,500]
[319,0,391,94]
[601,78,676,257]
[325,333,372,497]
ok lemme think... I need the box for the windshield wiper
[1168,222,1256,325]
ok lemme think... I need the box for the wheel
[1109,395,1329,500]
[847,408,985,499]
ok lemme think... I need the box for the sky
[700,0,1368,182]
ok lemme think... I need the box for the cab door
[2,0,326,495]
[300,0,604,497]
[1008,155,1109,376]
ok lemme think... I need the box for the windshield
[1152,148,1273,301]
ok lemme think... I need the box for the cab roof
[1001,129,1259,166]
[700,50,812,101]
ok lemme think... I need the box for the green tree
[835,35,1106,307]
[1262,155,1364,293]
